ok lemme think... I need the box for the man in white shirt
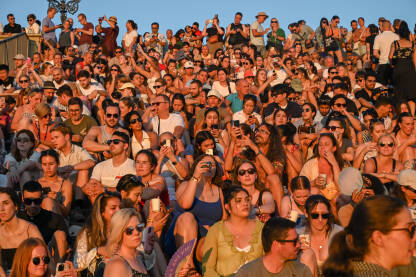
[76,70,106,101]
[144,94,185,140]
[373,20,399,86]
[250,12,270,57]
[25,14,40,34]
[144,22,166,55]
[85,131,135,202]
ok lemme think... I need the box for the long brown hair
[322,196,405,276]
[9,238,51,277]
[11,129,37,162]
[313,133,345,169]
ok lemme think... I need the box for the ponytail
[322,231,355,276]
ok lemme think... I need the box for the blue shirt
[42,17,56,42]
[226,93,244,113]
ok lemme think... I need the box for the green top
[202,220,264,277]
[267,28,286,46]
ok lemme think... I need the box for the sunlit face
[199,138,215,154]
[292,189,310,207]
[41,155,58,178]
[318,136,336,156]
[172,99,184,112]
[101,197,121,224]
[0,193,17,222]
[328,120,344,140]
[371,123,386,142]
[105,106,120,128]
[237,162,257,187]
[255,125,271,145]
[122,216,143,249]
[319,104,330,117]
[129,114,142,131]
[27,245,49,277]
[207,96,219,107]
[399,116,414,136]
[119,101,132,118]
[135,153,154,177]
[125,186,144,210]
[363,114,375,129]
[29,93,42,106]
[309,203,330,232]
[78,76,90,89]
[227,191,251,218]
[302,105,314,121]
[68,104,82,121]
[217,70,227,82]
[205,111,219,128]
[274,110,288,126]
[377,136,395,157]
[243,99,255,115]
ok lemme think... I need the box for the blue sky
[2,0,416,44]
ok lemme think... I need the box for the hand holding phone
[143,226,155,254]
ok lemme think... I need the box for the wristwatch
[191,176,200,182]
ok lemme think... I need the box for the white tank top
[131,131,151,158]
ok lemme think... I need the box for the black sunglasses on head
[125,223,145,235]
[32,256,50,265]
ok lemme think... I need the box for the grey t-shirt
[250,21,265,46]
[235,258,313,277]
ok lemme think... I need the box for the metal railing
[0,33,42,70]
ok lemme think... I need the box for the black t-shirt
[18,208,68,243]
[355,89,373,102]
[0,76,15,89]
[207,27,225,42]
[264,101,302,119]
[4,23,22,34]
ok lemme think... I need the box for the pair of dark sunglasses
[238,168,256,176]
[106,113,119,119]
[125,223,145,235]
[24,198,42,206]
[130,118,142,124]
[276,236,299,247]
[107,139,126,145]
[310,213,330,219]
[32,256,50,265]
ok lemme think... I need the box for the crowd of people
[0,6,416,277]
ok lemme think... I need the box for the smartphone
[211,124,218,130]
[233,120,240,127]
[56,263,67,272]
[25,58,31,64]
[206,149,214,156]
[42,187,51,195]
[165,139,171,147]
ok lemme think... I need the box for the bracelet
[191,176,200,183]
[255,149,262,156]
[147,218,153,223]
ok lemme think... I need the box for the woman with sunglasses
[74,192,121,274]
[30,103,55,151]
[125,111,157,159]
[232,161,275,222]
[323,196,415,276]
[4,129,40,189]
[103,208,155,277]
[38,149,72,216]
[298,195,343,275]
[364,134,403,192]
[326,117,355,162]
[203,187,264,276]
[0,188,43,272]
[105,64,121,95]
[281,176,311,228]
[300,133,345,201]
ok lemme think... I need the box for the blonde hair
[34,103,51,118]
[9,238,51,277]
[105,208,142,255]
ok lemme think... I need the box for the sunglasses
[276,236,299,247]
[151,102,166,106]
[310,213,330,219]
[130,118,141,124]
[32,256,51,265]
[153,85,162,89]
[405,186,416,194]
[330,71,338,74]
[303,108,311,112]
[20,79,29,83]
[379,142,394,147]
[17,138,30,143]
[107,139,126,145]
[288,97,297,101]
[238,168,256,176]
[125,223,145,235]
[111,68,119,72]
[24,198,43,206]
[106,113,119,119]
[271,21,278,23]
[242,62,249,65]
[334,103,347,108]
[390,223,416,238]
[328,126,341,131]
[116,50,122,54]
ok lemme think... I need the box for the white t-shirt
[91,158,136,188]
[76,80,104,98]
[26,23,41,34]
[232,110,262,125]
[150,113,185,136]
[250,21,265,46]
[373,31,399,64]
[212,81,236,97]
[122,30,138,47]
